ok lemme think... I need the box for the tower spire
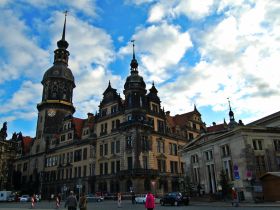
[62,10,67,41]
[57,10,69,49]
[227,97,235,121]
[130,40,138,71]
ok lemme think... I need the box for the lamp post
[151,181,156,195]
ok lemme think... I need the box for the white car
[86,194,104,202]
[19,195,30,202]
[135,194,146,203]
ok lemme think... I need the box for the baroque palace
[8,16,205,197]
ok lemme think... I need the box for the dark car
[160,192,189,206]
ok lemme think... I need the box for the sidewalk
[191,200,280,207]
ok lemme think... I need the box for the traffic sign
[76,185,82,188]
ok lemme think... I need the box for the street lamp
[151,181,156,195]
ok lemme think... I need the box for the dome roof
[42,63,74,83]
[124,71,146,91]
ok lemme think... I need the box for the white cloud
[16,0,98,17]
[0,81,41,114]
[147,0,215,23]
[119,23,192,83]
[158,0,280,124]
[0,9,49,84]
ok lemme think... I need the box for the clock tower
[36,12,75,144]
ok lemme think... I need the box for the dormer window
[111,105,118,114]
[102,108,107,117]
[151,103,158,112]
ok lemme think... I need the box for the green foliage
[219,169,230,198]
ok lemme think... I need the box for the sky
[0,0,280,138]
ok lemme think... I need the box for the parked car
[19,195,31,202]
[7,195,16,202]
[86,193,104,202]
[135,194,146,203]
[160,192,189,206]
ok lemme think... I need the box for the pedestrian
[197,183,202,197]
[117,192,122,208]
[65,191,78,210]
[56,193,61,208]
[79,192,87,210]
[231,187,239,207]
[31,194,36,208]
[131,191,136,204]
[145,192,155,210]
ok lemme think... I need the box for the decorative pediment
[156,153,167,159]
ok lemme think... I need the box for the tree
[219,169,230,199]
[184,175,194,196]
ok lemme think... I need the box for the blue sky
[1,0,280,138]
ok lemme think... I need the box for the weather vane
[227,97,231,110]
[131,40,136,58]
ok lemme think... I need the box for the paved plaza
[0,200,279,210]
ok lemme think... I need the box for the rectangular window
[126,136,132,148]
[102,108,107,117]
[157,159,166,172]
[116,141,120,153]
[78,166,81,177]
[100,163,103,175]
[23,163,28,171]
[74,167,77,178]
[100,145,103,156]
[111,105,118,114]
[69,168,72,179]
[83,165,87,177]
[148,117,154,128]
[104,144,108,156]
[274,140,280,151]
[127,157,133,170]
[221,145,231,157]
[68,132,72,140]
[157,120,164,133]
[205,150,213,161]
[74,149,82,162]
[111,161,115,174]
[104,162,108,174]
[170,161,178,173]
[112,121,115,130]
[116,161,120,172]
[83,148,87,160]
[253,139,263,150]
[61,135,65,142]
[111,142,115,154]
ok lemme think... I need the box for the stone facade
[182,111,280,201]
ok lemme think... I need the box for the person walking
[56,193,61,209]
[145,192,155,210]
[117,192,122,208]
[131,191,136,204]
[31,194,36,208]
[65,191,78,210]
[79,193,87,210]
[231,187,239,207]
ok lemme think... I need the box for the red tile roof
[207,123,227,133]
[72,117,84,139]
[22,136,33,154]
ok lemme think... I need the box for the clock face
[47,109,56,117]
